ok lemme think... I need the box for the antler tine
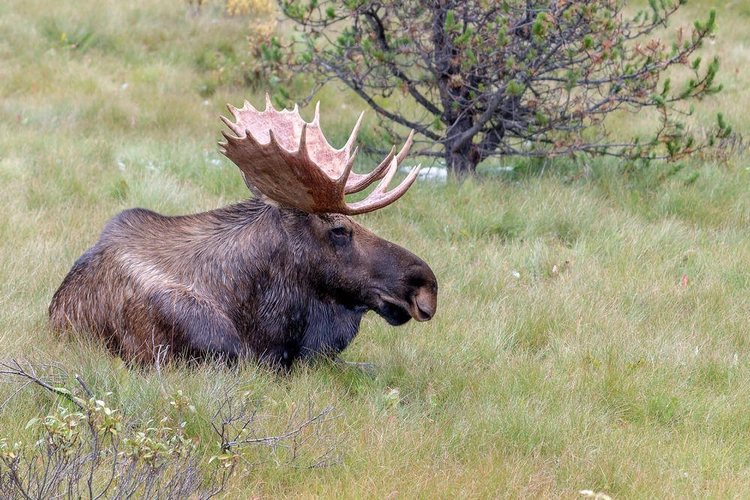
[335,146,359,193]
[264,93,277,113]
[312,101,321,125]
[221,104,246,137]
[343,146,394,194]
[342,110,364,153]
[345,161,422,215]
[344,129,415,194]
[395,129,416,164]
[374,156,401,195]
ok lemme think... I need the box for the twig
[0,359,85,410]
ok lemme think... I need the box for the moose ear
[238,170,263,198]
[219,95,422,215]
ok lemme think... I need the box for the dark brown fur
[49,198,437,369]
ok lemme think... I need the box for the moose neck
[207,198,366,366]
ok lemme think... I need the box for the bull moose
[49,97,438,369]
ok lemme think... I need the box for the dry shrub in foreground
[0,359,344,500]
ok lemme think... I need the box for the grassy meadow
[1,0,750,497]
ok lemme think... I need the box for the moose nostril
[412,288,437,321]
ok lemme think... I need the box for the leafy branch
[262,0,738,175]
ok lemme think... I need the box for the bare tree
[265,0,732,175]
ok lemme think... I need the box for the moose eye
[328,226,351,247]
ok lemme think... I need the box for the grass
[1,0,750,497]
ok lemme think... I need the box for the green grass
[1,0,750,497]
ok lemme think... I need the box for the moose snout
[410,286,437,322]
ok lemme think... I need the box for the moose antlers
[220,95,421,215]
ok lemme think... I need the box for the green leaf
[661,78,671,96]
[507,80,525,96]
[444,10,456,33]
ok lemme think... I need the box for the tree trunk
[445,144,480,177]
[430,3,478,178]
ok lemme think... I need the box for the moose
[49,97,438,369]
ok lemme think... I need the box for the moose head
[49,96,438,369]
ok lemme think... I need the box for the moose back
[49,98,438,369]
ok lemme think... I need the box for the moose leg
[146,289,246,362]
